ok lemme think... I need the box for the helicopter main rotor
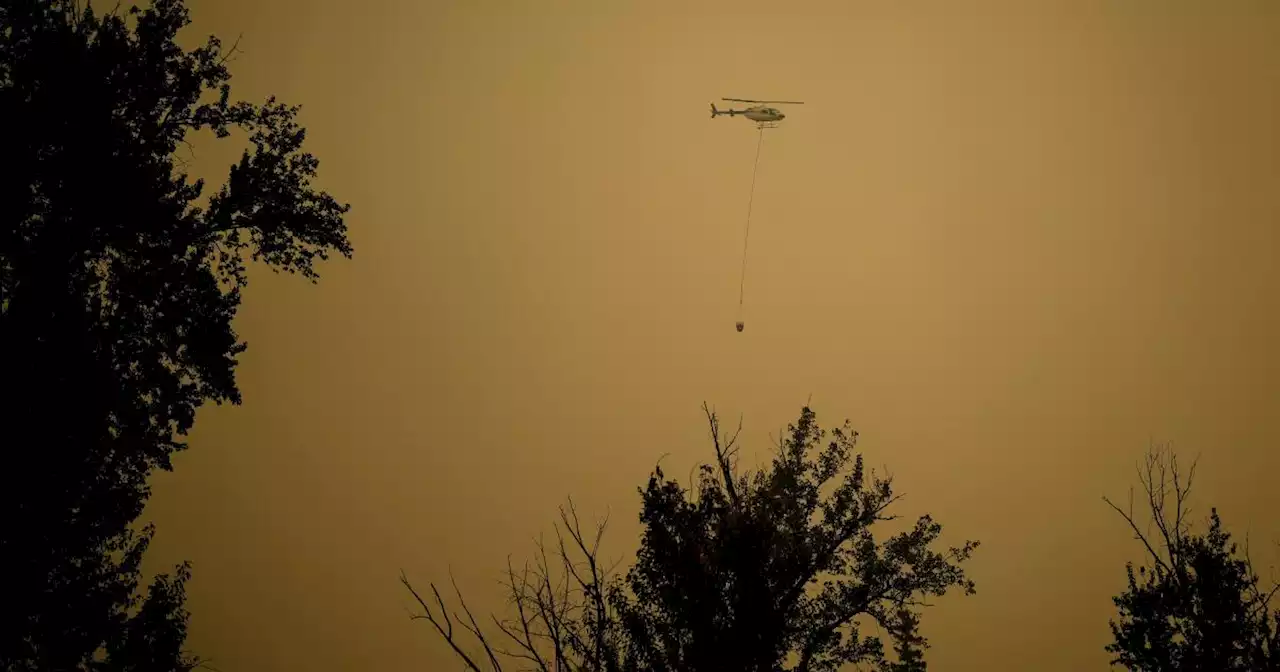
[722,98,806,105]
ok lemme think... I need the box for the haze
[143,1,1280,669]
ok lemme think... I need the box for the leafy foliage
[611,404,979,672]
[1105,447,1280,671]
[0,0,351,667]
[407,404,980,672]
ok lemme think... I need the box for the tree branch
[703,402,743,509]
[400,570,494,672]
[1102,444,1198,578]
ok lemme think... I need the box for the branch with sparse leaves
[1104,444,1280,671]
[1103,445,1199,580]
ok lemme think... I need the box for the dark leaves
[611,404,980,672]
[1109,510,1280,671]
[0,0,351,668]
[203,98,353,284]
[1105,448,1280,671]
[413,406,979,672]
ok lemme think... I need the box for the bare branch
[1102,444,1199,578]
[492,557,553,671]
[1103,490,1171,576]
[216,33,245,67]
[451,574,504,672]
[407,496,621,672]
[703,402,742,508]
[400,570,491,672]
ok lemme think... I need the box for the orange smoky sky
[141,1,1280,669]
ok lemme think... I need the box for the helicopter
[710,98,805,129]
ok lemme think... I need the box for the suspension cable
[737,126,765,316]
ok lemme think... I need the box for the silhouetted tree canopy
[406,404,980,672]
[0,0,351,668]
[1105,447,1280,671]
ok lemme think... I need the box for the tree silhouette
[0,0,351,668]
[612,404,978,672]
[1104,446,1280,671]
[406,404,980,672]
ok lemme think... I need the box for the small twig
[217,33,245,67]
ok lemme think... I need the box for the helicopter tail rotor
[710,103,718,118]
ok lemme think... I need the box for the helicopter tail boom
[710,103,739,118]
